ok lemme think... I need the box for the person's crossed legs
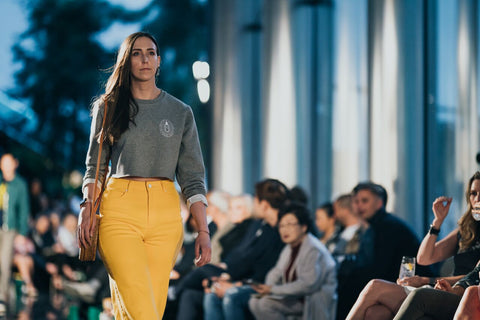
[347,279,408,320]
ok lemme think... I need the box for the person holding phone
[248,203,337,320]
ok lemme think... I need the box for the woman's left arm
[190,201,211,267]
[176,106,211,266]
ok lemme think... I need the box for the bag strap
[90,100,110,228]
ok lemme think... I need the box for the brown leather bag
[79,100,109,262]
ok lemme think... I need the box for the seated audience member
[30,214,55,256]
[55,212,78,258]
[52,214,109,307]
[200,179,288,320]
[453,284,480,319]
[315,202,342,253]
[331,194,369,260]
[48,212,79,274]
[49,210,61,239]
[164,199,205,319]
[169,194,253,319]
[61,258,110,305]
[332,194,373,320]
[392,263,480,320]
[29,178,49,219]
[12,234,37,297]
[206,191,232,264]
[210,194,254,265]
[15,213,78,299]
[289,185,309,206]
[168,191,229,291]
[176,179,288,320]
[248,203,337,320]
[347,172,480,320]
[46,213,83,294]
[28,215,60,290]
[351,182,429,282]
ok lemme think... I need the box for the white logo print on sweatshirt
[159,119,174,137]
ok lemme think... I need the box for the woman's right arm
[78,183,96,248]
[417,196,457,265]
[417,229,458,265]
[78,102,110,249]
[82,102,110,193]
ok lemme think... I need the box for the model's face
[315,208,334,232]
[353,190,383,220]
[130,36,160,82]
[278,213,306,246]
[469,179,480,208]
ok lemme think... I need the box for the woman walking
[78,32,211,319]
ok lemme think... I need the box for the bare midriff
[122,176,171,182]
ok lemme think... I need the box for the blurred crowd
[6,150,480,320]
[163,178,430,320]
[0,153,112,320]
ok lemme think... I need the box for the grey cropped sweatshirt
[82,90,207,208]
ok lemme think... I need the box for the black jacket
[223,220,284,282]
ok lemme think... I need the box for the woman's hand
[252,284,272,295]
[432,196,452,225]
[77,202,96,249]
[435,279,466,296]
[194,232,211,267]
[397,275,429,287]
[435,278,453,292]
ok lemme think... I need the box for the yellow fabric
[0,183,6,210]
[99,178,183,320]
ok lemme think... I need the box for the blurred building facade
[211,0,480,236]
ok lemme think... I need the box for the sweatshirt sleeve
[176,106,207,204]
[82,102,111,192]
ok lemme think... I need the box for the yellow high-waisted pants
[99,178,183,319]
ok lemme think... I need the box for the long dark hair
[93,32,160,143]
[458,171,480,250]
